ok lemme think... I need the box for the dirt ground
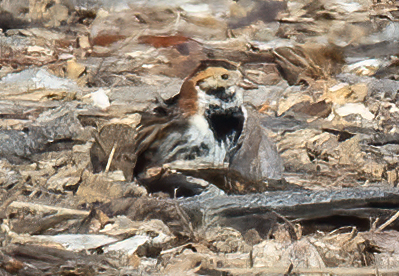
[2,0,399,275]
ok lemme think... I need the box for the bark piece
[0,104,85,162]
[100,196,195,239]
[3,244,105,275]
[7,201,89,234]
[179,187,399,234]
[90,123,137,181]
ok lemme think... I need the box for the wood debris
[2,0,399,274]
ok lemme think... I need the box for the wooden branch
[179,187,399,229]
[222,266,393,275]
[7,201,89,217]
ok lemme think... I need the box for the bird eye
[221,74,229,80]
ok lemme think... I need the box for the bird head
[178,60,244,116]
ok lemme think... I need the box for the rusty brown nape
[178,80,198,116]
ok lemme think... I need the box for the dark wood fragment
[179,187,399,235]
[4,245,105,276]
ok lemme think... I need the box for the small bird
[91,60,283,196]
[132,60,283,195]
[137,60,244,166]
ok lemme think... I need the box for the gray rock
[230,107,283,182]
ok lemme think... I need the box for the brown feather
[178,80,198,116]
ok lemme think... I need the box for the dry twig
[375,210,399,233]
